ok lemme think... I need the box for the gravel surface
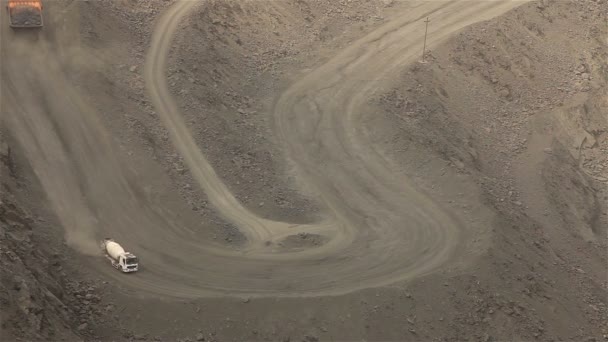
[1,0,606,341]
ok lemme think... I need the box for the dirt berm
[1,0,606,341]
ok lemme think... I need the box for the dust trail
[1,39,99,255]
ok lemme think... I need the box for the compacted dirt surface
[1,0,606,341]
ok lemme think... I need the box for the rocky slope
[369,0,607,339]
[1,0,606,341]
[0,135,104,341]
[75,0,407,244]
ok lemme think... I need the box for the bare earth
[1,0,606,341]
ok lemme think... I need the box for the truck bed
[7,1,43,28]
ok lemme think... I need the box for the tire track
[1,0,529,298]
[137,0,529,297]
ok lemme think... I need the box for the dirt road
[140,0,529,296]
[2,0,528,298]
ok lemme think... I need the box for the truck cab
[114,253,139,273]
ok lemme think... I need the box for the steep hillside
[75,0,404,245]
[1,0,605,341]
[0,134,105,341]
[370,0,607,339]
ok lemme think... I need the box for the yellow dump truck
[6,0,43,28]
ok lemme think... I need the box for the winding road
[1,0,528,297]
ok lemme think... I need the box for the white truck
[101,238,139,273]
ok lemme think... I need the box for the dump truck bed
[7,0,43,28]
